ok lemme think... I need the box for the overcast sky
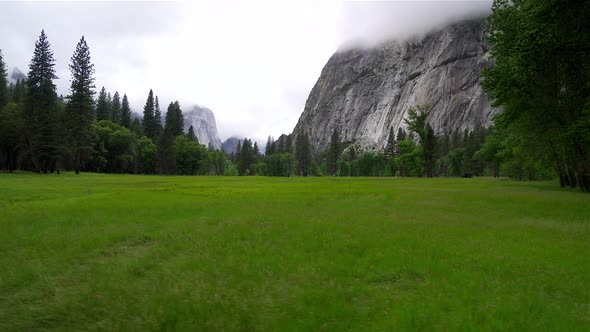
[0,0,491,141]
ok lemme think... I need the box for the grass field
[0,173,588,331]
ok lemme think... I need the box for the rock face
[221,136,242,154]
[183,105,222,149]
[293,17,498,155]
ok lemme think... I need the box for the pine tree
[265,136,275,156]
[120,94,132,128]
[384,127,396,161]
[110,91,121,124]
[327,128,341,175]
[142,89,156,139]
[154,95,162,136]
[396,127,407,142]
[187,125,197,142]
[295,131,311,176]
[0,49,8,108]
[253,142,260,158]
[423,123,437,178]
[106,92,112,118]
[66,36,95,174]
[165,101,184,137]
[238,138,254,175]
[23,30,59,173]
[156,127,175,174]
[95,86,109,120]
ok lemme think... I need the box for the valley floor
[0,173,588,330]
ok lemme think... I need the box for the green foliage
[186,125,197,142]
[326,128,341,175]
[95,86,110,121]
[209,150,226,176]
[483,0,590,191]
[90,120,135,173]
[0,49,8,108]
[154,96,162,137]
[66,36,95,174]
[175,135,206,175]
[295,131,311,176]
[156,129,175,175]
[223,160,238,176]
[0,102,22,171]
[23,30,59,173]
[142,89,157,139]
[238,138,255,175]
[165,101,184,137]
[110,91,121,125]
[136,136,156,174]
[120,94,132,129]
[265,153,294,177]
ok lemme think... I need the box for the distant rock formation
[292,17,498,155]
[221,136,242,154]
[183,105,222,149]
[8,67,26,84]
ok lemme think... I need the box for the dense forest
[0,0,588,191]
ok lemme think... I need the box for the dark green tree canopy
[0,49,8,108]
[66,35,96,174]
[120,94,132,128]
[95,87,109,121]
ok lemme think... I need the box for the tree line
[0,31,229,175]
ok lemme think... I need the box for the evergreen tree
[423,123,437,178]
[130,117,141,136]
[295,131,311,176]
[95,86,109,120]
[0,49,8,108]
[154,95,162,136]
[238,138,254,175]
[385,127,397,160]
[66,36,96,174]
[265,136,275,156]
[253,142,260,159]
[110,91,121,124]
[235,140,241,164]
[120,94,132,128]
[142,89,157,139]
[165,101,184,137]
[13,79,25,104]
[187,125,197,142]
[396,127,407,142]
[327,128,341,175]
[156,127,175,174]
[23,30,59,173]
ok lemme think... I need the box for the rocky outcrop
[183,105,222,149]
[293,17,498,155]
[221,136,242,154]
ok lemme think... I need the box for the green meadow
[0,173,588,331]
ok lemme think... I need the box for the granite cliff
[293,18,498,155]
[183,105,222,149]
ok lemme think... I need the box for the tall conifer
[67,36,95,174]
[23,30,59,173]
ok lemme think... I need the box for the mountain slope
[293,18,498,155]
